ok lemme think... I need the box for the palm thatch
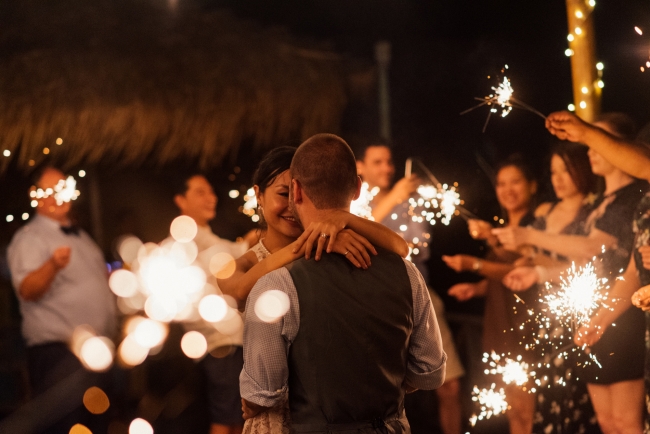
[0,0,353,171]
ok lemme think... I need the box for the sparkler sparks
[407,183,461,226]
[543,261,609,328]
[29,175,80,206]
[461,66,546,132]
[483,352,535,390]
[469,384,509,426]
[634,26,650,72]
[350,182,379,220]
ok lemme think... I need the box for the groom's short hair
[291,134,358,209]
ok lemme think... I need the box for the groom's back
[285,247,413,428]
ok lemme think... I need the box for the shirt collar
[34,214,70,230]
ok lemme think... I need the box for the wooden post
[375,41,392,141]
[565,0,601,122]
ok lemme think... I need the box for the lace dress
[242,240,291,434]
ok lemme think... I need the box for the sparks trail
[461,66,546,132]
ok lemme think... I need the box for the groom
[240,134,446,433]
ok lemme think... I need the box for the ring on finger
[344,250,349,256]
[320,233,330,239]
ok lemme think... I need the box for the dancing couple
[218,134,447,434]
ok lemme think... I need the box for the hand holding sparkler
[389,175,421,204]
[492,226,530,251]
[574,320,604,347]
[545,111,591,143]
[468,219,495,240]
[502,266,540,292]
[632,284,650,311]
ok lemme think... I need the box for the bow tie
[60,225,80,236]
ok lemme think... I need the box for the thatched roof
[0,0,352,171]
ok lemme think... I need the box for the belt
[291,413,403,433]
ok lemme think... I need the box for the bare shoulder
[534,202,553,217]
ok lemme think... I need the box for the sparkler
[543,261,609,328]
[29,175,80,206]
[407,183,460,226]
[483,352,535,390]
[350,182,379,220]
[469,383,509,426]
[461,66,547,132]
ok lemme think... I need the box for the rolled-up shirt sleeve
[240,268,299,407]
[403,259,446,390]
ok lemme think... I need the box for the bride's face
[257,170,303,239]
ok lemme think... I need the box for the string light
[2,150,9,157]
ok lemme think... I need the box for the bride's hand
[293,211,351,260]
[330,229,376,269]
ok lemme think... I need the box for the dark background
[2,0,650,431]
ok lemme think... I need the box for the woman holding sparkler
[501,114,647,434]
[501,142,599,434]
[444,155,538,434]
[217,146,409,434]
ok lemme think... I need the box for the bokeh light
[80,336,114,372]
[254,290,290,323]
[170,216,198,243]
[83,386,110,414]
[208,252,236,279]
[109,269,139,297]
[117,236,144,265]
[129,418,153,434]
[198,295,228,323]
[181,331,208,359]
[132,318,168,349]
[69,424,92,434]
[118,334,149,367]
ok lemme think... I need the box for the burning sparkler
[469,383,509,426]
[483,352,535,390]
[407,183,461,226]
[543,261,609,328]
[461,66,546,132]
[29,175,80,206]
[350,182,379,220]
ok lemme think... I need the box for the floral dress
[242,240,291,434]
[530,202,601,434]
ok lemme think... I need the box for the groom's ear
[352,176,362,201]
[291,178,303,204]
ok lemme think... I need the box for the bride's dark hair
[252,146,297,193]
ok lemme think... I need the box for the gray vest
[286,248,413,433]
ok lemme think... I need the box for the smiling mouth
[281,215,297,223]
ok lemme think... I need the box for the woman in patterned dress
[218,146,410,434]
[496,142,599,433]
